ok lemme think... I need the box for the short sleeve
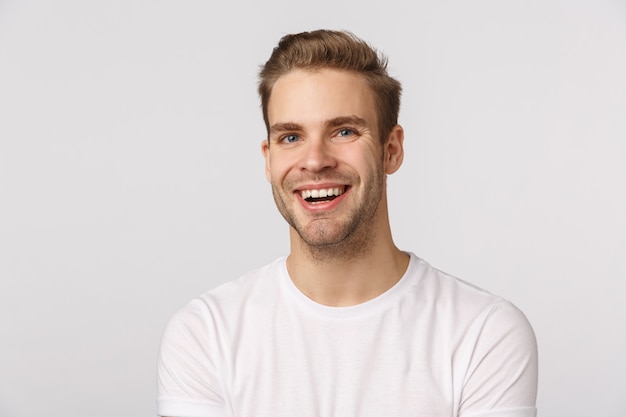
[156,299,229,417]
[458,301,538,417]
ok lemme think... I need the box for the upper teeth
[301,187,344,199]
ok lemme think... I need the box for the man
[156,30,538,417]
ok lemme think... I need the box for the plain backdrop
[1,0,625,416]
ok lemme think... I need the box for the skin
[262,68,409,307]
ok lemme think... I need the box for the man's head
[258,30,402,144]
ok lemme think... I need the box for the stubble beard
[271,168,385,263]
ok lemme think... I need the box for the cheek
[268,159,291,184]
[345,151,381,175]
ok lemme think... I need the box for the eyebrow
[325,115,368,129]
[270,122,303,135]
[269,115,368,135]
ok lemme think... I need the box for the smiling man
[156,30,538,417]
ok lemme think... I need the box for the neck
[286,209,409,307]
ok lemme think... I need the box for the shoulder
[157,258,287,403]
[406,255,538,412]
[162,257,285,337]
[409,254,505,310]
[407,253,536,344]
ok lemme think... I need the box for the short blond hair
[258,30,402,143]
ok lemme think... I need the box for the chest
[224,307,457,417]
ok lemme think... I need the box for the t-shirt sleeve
[156,299,229,417]
[458,300,538,417]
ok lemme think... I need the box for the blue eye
[281,134,300,143]
[337,129,355,137]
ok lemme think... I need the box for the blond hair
[258,30,402,143]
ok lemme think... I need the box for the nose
[299,137,337,172]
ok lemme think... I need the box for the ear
[384,125,404,174]
[261,139,271,182]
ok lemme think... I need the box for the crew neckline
[278,252,421,319]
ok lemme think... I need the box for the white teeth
[300,187,345,200]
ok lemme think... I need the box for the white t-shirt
[157,253,537,417]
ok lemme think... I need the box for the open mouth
[300,186,347,204]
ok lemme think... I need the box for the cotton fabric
[157,253,537,417]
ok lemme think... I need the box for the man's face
[262,68,391,250]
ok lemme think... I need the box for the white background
[1,1,625,416]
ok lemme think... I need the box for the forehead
[267,68,377,127]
